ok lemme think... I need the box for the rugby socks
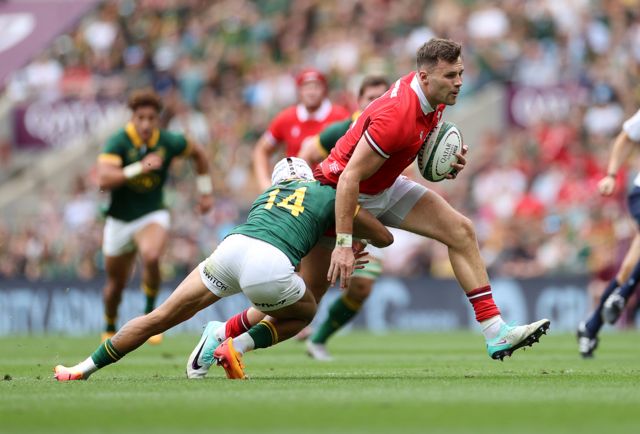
[142,283,159,314]
[223,309,251,340]
[466,285,504,340]
[233,320,278,354]
[617,260,640,300]
[104,315,117,333]
[585,279,620,336]
[88,338,123,372]
[310,295,361,344]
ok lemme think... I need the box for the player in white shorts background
[578,108,640,358]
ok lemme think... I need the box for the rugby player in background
[96,89,213,345]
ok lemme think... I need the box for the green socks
[142,283,159,314]
[90,339,123,368]
[310,295,361,344]
[248,320,278,349]
[104,315,117,333]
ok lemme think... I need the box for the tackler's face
[419,57,464,106]
[131,105,160,142]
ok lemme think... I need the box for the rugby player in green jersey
[54,158,392,381]
[299,76,390,361]
[96,89,214,345]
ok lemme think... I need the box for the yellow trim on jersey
[313,135,329,158]
[98,153,123,166]
[351,110,362,122]
[260,320,279,344]
[125,122,159,148]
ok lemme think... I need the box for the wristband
[123,162,143,179]
[336,233,352,248]
[196,175,213,195]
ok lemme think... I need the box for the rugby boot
[214,338,247,379]
[487,319,550,360]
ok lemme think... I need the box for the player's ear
[418,69,429,86]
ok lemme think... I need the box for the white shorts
[198,234,306,311]
[102,210,170,257]
[358,175,428,227]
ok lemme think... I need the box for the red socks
[466,285,500,322]
[225,309,251,338]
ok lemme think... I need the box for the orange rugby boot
[213,338,247,379]
[53,365,85,382]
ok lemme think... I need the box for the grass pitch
[2,331,640,434]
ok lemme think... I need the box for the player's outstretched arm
[188,142,214,213]
[353,207,393,248]
[253,134,277,191]
[599,131,635,196]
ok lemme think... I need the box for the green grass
[2,331,640,434]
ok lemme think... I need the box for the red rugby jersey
[317,72,445,194]
[265,99,349,157]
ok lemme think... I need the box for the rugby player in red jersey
[322,38,549,360]
[252,68,349,190]
[186,39,550,369]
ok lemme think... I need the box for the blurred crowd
[2,0,640,282]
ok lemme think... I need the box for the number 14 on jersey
[265,187,307,216]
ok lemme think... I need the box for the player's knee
[450,216,477,249]
[140,250,161,268]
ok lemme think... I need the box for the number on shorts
[264,187,307,216]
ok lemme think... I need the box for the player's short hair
[358,76,390,97]
[127,88,162,113]
[416,38,462,69]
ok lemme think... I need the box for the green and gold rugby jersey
[229,179,336,266]
[98,122,192,221]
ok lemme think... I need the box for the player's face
[420,57,464,106]
[358,84,388,110]
[298,80,325,111]
[131,106,159,142]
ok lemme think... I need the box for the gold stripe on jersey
[98,153,123,166]
[180,139,194,157]
[125,122,160,148]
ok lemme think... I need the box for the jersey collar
[410,73,434,115]
[125,122,160,148]
[296,99,332,122]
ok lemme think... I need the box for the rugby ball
[417,121,463,182]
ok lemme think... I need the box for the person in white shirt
[578,108,640,358]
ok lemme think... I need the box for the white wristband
[123,162,143,179]
[336,233,352,248]
[196,175,213,195]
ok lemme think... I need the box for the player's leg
[395,188,549,359]
[134,221,168,314]
[600,233,640,319]
[212,236,317,379]
[54,268,219,381]
[215,279,317,379]
[600,192,640,324]
[102,253,136,340]
[307,255,381,361]
[134,214,170,344]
